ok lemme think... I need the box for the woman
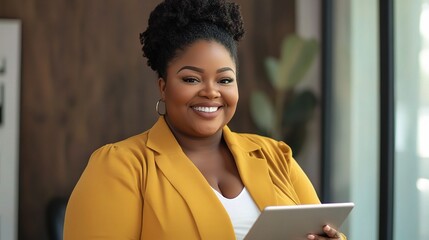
[64,0,346,239]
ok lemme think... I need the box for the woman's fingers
[323,225,341,238]
[306,225,341,239]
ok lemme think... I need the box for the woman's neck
[164,116,224,153]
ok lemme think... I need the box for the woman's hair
[140,0,245,78]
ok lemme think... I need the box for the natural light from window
[418,2,429,239]
[395,1,429,239]
[418,2,429,159]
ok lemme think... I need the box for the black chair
[46,197,68,240]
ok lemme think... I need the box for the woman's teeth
[193,106,219,113]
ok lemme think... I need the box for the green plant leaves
[250,34,319,155]
[280,90,318,155]
[250,91,274,134]
[264,57,279,90]
[265,34,319,91]
[282,90,317,126]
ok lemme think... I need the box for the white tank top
[212,187,261,240]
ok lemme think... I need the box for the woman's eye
[182,77,199,83]
[219,78,234,84]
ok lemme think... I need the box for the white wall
[0,20,21,240]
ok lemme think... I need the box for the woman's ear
[158,78,166,99]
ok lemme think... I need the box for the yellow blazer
[64,116,325,240]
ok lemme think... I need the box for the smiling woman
[63,0,345,240]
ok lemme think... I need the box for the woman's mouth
[192,106,219,113]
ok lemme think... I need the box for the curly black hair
[140,0,245,78]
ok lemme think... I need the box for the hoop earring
[156,99,166,116]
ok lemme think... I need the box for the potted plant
[250,34,319,155]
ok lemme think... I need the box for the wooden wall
[0,0,295,239]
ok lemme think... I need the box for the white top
[212,187,261,240]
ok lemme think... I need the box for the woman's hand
[307,225,342,240]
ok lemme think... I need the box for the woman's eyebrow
[217,67,235,74]
[177,66,204,73]
[176,66,235,74]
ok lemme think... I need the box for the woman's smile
[192,106,220,113]
[191,105,222,119]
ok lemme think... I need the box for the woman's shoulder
[230,132,297,185]
[89,130,151,162]
[236,132,277,143]
[232,132,292,154]
[112,130,150,149]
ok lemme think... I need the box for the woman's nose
[198,82,221,99]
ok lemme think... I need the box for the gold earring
[156,99,166,115]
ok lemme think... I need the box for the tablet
[244,202,354,240]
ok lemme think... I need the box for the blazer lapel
[146,117,235,239]
[222,126,278,210]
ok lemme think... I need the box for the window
[394,0,429,239]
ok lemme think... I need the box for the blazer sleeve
[280,142,348,240]
[64,144,144,240]
[274,141,320,204]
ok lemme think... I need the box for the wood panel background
[0,0,295,239]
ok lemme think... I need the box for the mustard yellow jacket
[64,117,328,240]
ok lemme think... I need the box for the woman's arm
[283,142,347,240]
[64,144,144,240]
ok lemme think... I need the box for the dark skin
[165,118,244,198]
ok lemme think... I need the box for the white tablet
[244,202,354,240]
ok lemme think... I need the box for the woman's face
[159,40,239,138]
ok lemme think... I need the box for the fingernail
[325,225,331,231]
[307,235,315,240]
